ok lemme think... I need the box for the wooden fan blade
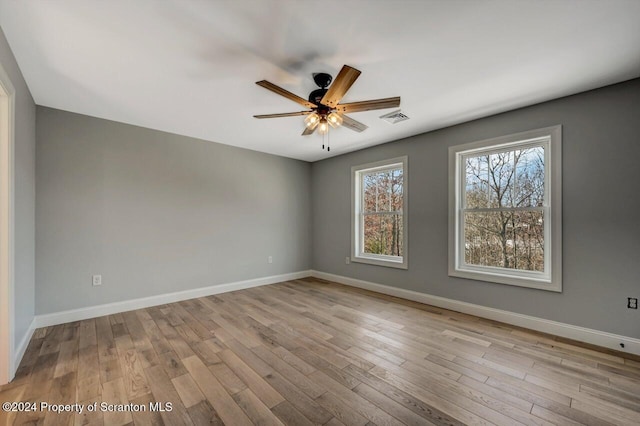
[320,65,361,108]
[254,111,311,119]
[302,121,318,136]
[340,114,368,133]
[256,80,317,109]
[336,96,400,113]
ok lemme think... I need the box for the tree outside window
[463,146,545,271]
[362,167,404,257]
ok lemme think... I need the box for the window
[352,157,408,269]
[449,126,561,291]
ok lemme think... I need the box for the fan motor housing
[309,88,328,106]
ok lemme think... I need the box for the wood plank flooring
[2,278,640,425]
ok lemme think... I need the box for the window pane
[488,151,516,207]
[465,156,489,208]
[465,151,517,208]
[513,210,545,272]
[363,167,403,213]
[363,173,378,212]
[464,210,544,271]
[391,168,403,212]
[363,213,403,256]
[514,146,545,207]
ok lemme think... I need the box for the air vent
[380,110,410,124]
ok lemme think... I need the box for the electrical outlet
[92,275,102,286]
[345,257,350,264]
[628,297,638,309]
[268,256,273,264]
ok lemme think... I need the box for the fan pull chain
[320,129,331,152]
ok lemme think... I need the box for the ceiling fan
[254,65,400,150]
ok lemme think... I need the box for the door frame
[0,61,15,385]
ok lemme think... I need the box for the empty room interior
[1,1,640,425]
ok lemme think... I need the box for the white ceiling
[1,0,639,162]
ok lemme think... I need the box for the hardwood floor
[1,278,639,425]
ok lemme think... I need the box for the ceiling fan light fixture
[327,112,343,128]
[318,118,329,135]
[304,112,320,128]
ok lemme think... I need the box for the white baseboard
[34,270,311,328]
[12,317,36,379]
[28,269,640,360]
[310,270,640,357]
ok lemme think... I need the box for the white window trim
[0,62,16,384]
[352,156,408,269]
[448,126,562,292]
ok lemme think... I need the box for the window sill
[449,268,561,292]
[352,255,408,270]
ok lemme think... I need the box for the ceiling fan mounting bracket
[312,72,332,88]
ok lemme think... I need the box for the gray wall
[36,107,311,314]
[0,28,36,354]
[312,78,640,339]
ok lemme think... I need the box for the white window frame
[448,126,562,292]
[0,62,16,384]
[352,156,408,269]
